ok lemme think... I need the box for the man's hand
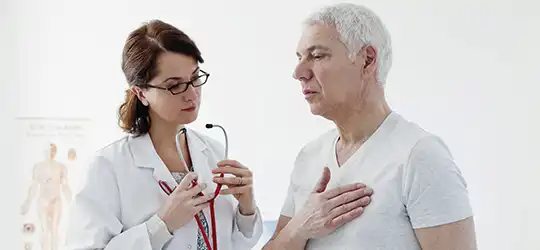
[287,167,373,240]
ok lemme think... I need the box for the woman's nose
[181,84,199,102]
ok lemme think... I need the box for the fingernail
[357,183,366,188]
[365,188,373,194]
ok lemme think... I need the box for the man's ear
[131,87,149,106]
[363,45,377,72]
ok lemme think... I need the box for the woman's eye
[170,84,183,90]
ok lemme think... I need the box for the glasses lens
[170,83,188,94]
[193,74,208,87]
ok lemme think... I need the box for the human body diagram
[20,143,72,250]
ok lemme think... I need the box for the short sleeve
[402,136,474,229]
[279,181,296,217]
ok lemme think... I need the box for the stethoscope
[158,124,228,250]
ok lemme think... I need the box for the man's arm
[404,136,478,250]
[262,215,307,250]
[415,217,477,250]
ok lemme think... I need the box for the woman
[64,19,263,250]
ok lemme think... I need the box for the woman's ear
[131,87,149,106]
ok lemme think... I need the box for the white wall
[2,0,539,249]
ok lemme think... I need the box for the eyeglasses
[147,69,210,95]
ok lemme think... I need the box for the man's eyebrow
[307,45,331,52]
[296,45,332,57]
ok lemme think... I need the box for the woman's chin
[177,112,198,125]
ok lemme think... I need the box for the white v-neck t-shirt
[280,112,473,250]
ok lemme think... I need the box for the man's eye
[313,54,325,60]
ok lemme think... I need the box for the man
[21,143,72,250]
[263,3,477,250]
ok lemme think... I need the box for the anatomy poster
[16,117,94,250]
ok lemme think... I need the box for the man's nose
[293,61,313,82]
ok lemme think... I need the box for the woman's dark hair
[118,19,204,136]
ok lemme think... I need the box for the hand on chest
[292,147,405,216]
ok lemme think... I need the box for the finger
[191,193,215,206]
[213,176,252,186]
[327,187,373,209]
[328,196,371,219]
[216,159,246,168]
[212,166,252,177]
[177,172,198,190]
[193,201,210,213]
[184,182,208,197]
[313,167,331,193]
[328,206,365,228]
[220,185,253,195]
[323,183,368,200]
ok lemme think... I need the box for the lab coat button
[187,244,192,249]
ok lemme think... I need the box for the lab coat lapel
[128,133,177,192]
[185,128,219,238]
[185,128,218,196]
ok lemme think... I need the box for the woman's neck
[148,119,185,154]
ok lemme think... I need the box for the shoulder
[189,128,223,146]
[393,115,464,190]
[289,129,338,182]
[296,128,338,160]
[404,135,456,179]
[187,128,224,148]
[87,136,132,174]
[94,136,131,158]
[385,113,450,160]
[187,128,225,158]
[390,114,454,168]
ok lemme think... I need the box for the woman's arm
[64,156,163,250]
[231,203,264,249]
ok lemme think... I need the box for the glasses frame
[147,69,210,95]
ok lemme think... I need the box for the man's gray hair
[304,3,393,86]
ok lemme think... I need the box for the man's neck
[334,101,391,146]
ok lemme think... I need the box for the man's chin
[308,103,323,116]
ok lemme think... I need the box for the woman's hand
[157,172,215,232]
[212,160,256,215]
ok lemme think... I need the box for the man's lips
[181,107,196,111]
[303,89,318,95]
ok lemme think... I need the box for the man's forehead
[296,24,339,53]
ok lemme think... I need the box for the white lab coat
[64,128,263,250]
